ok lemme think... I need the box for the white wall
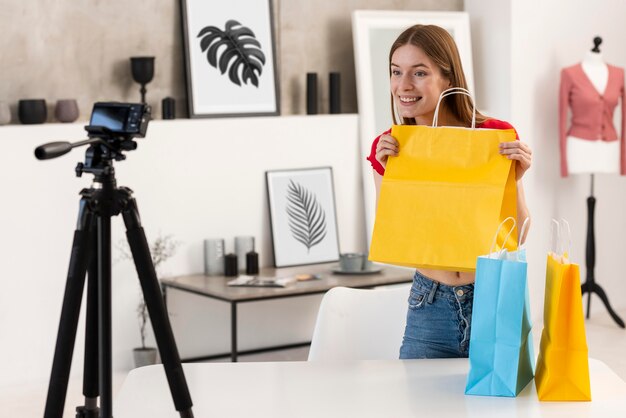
[466,0,626,322]
[465,0,511,119]
[0,115,365,390]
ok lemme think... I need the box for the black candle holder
[130,57,155,104]
[329,72,341,114]
[224,253,239,277]
[162,97,175,119]
[306,73,318,115]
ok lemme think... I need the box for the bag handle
[550,219,560,256]
[432,87,476,129]
[518,217,530,247]
[489,217,516,258]
[560,218,571,261]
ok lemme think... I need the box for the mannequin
[559,37,626,329]
[566,50,620,174]
[559,37,625,177]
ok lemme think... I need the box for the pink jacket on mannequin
[559,63,626,177]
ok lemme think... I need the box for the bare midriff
[416,268,475,286]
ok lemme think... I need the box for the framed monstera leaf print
[266,167,340,267]
[180,0,280,117]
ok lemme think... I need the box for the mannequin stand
[580,174,625,328]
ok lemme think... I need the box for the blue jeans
[399,270,475,359]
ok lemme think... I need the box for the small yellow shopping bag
[535,219,591,401]
[369,88,517,271]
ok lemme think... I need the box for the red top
[366,119,519,176]
[559,63,625,177]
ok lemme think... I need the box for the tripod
[38,137,194,417]
[580,174,625,328]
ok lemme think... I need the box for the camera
[34,102,151,162]
[88,102,150,138]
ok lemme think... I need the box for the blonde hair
[389,24,487,126]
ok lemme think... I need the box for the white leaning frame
[351,10,474,249]
[266,167,340,268]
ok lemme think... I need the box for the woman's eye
[391,69,401,76]
[415,71,427,77]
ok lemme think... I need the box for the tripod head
[34,102,151,181]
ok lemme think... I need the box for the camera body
[89,102,150,138]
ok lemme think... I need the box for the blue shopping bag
[465,217,535,397]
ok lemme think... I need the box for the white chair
[307,285,411,361]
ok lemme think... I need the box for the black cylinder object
[18,99,47,124]
[306,73,318,115]
[329,72,341,114]
[224,253,238,277]
[246,251,259,275]
[162,97,175,119]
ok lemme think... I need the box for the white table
[115,359,626,417]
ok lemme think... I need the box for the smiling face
[390,44,451,125]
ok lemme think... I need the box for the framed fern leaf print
[180,0,280,117]
[266,167,340,267]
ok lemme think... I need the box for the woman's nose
[398,74,413,90]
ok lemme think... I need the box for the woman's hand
[376,134,399,169]
[500,140,532,180]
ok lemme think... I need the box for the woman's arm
[373,170,383,208]
[371,133,397,208]
[499,139,532,244]
[516,180,530,244]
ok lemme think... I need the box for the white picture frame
[180,0,280,117]
[266,167,340,268]
[352,10,474,248]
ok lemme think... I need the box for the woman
[366,25,532,359]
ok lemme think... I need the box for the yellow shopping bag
[369,88,517,271]
[535,220,591,401]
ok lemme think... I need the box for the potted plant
[118,233,180,368]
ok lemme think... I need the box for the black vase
[18,99,47,124]
[130,56,155,104]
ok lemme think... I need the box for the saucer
[332,266,383,275]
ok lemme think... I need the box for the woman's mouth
[399,96,422,105]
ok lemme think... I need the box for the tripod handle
[35,138,104,160]
[35,141,73,160]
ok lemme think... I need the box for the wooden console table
[161,263,413,362]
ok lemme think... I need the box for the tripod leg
[44,203,94,418]
[76,225,99,418]
[97,215,114,418]
[122,198,194,417]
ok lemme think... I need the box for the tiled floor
[3,308,626,418]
